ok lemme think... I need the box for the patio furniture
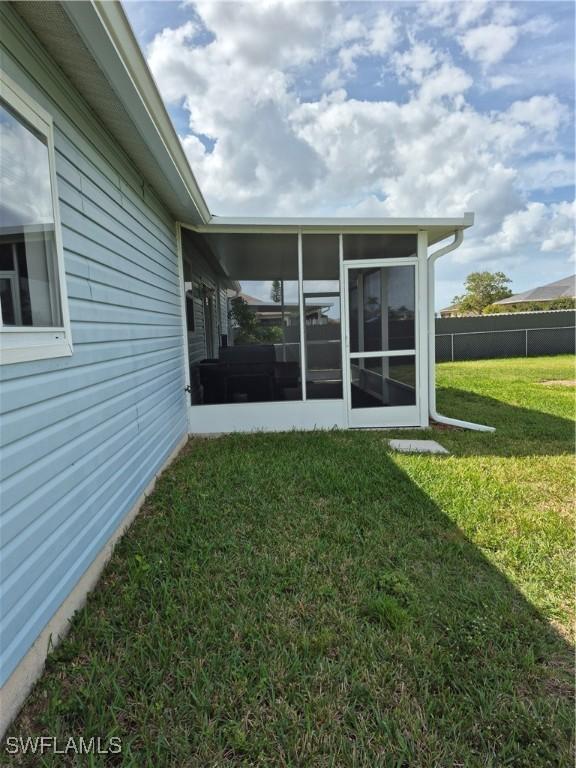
[197,345,300,403]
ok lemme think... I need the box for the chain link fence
[435,310,575,362]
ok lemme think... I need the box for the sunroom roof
[182,214,473,286]
[193,213,474,247]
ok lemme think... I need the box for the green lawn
[7,356,575,767]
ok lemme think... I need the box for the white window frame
[0,70,73,364]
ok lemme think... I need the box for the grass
[6,355,575,767]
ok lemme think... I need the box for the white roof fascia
[61,0,211,224]
[185,213,475,236]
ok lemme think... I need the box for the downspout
[428,231,495,432]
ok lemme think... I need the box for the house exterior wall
[0,6,188,688]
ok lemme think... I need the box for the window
[0,71,71,364]
[191,233,302,405]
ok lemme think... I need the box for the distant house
[439,303,466,318]
[232,292,335,327]
[490,275,576,311]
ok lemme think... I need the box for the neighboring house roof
[233,293,333,317]
[237,293,269,306]
[494,275,576,305]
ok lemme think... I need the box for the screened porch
[179,223,440,432]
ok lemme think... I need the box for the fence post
[451,333,454,362]
[525,329,528,357]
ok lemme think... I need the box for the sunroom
[179,215,473,433]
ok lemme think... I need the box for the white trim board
[187,399,423,434]
[185,214,474,246]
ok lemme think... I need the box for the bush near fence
[435,310,575,362]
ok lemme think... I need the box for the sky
[123,0,575,308]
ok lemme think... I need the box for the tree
[270,279,282,303]
[453,271,512,315]
[549,297,576,310]
[229,296,259,344]
[484,297,576,314]
[229,296,284,345]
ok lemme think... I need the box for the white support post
[281,279,286,362]
[340,234,351,421]
[380,267,389,385]
[417,230,429,427]
[298,230,307,400]
[176,223,192,433]
[358,272,364,367]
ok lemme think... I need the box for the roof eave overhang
[61,0,211,224]
[182,212,474,246]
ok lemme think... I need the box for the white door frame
[342,257,421,428]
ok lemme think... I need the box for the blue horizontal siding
[2,389,184,609]
[1,411,185,680]
[1,355,183,482]
[65,254,179,305]
[55,143,177,255]
[1,349,182,444]
[61,209,179,287]
[67,275,180,315]
[0,7,188,686]
[58,182,179,278]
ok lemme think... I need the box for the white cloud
[456,1,489,29]
[459,23,519,68]
[330,10,399,81]
[519,154,574,193]
[417,1,454,30]
[488,74,520,90]
[141,0,574,303]
[418,63,473,102]
[506,95,568,135]
[491,4,519,27]
[326,14,366,48]
[521,14,556,37]
[393,42,439,84]
[541,201,576,253]
[188,0,332,69]
[460,201,575,265]
[369,11,399,55]
[498,202,552,250]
